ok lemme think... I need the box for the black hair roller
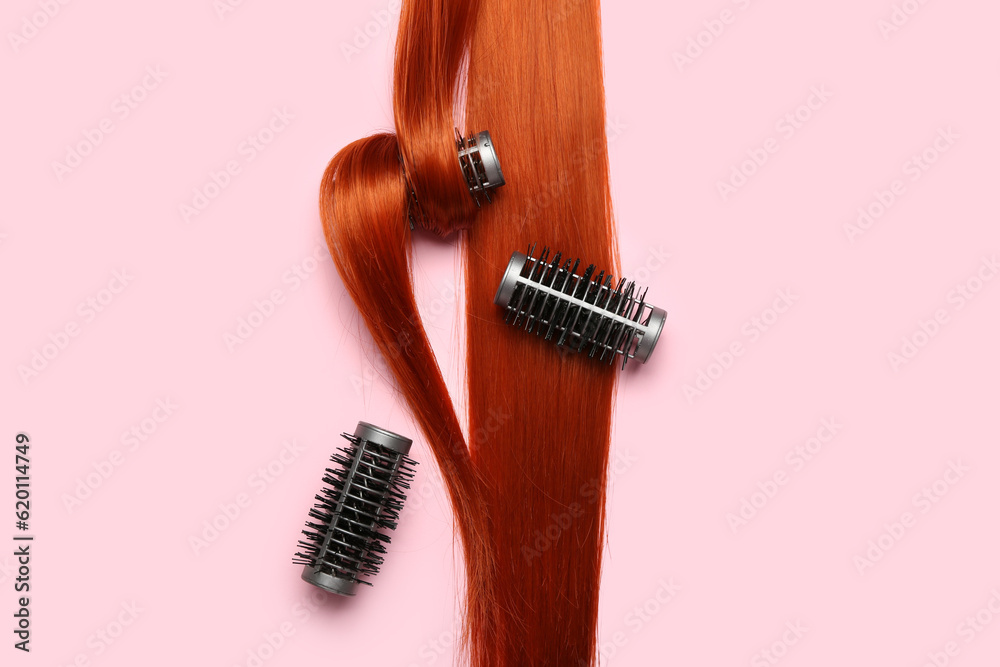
[293,422,417,597]
[494,246,667,367]
[403,129,506,229]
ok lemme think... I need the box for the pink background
[2,1,999,665]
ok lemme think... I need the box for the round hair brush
[494,246,667,366]
[294,422,417,596]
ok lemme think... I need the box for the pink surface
[2,1,999,665]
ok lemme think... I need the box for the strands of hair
[319,133,497,665]
[318,0,618,664]
[393,0,482,233]
[463,0,618,663]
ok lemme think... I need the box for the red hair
[463,1,618,662]
[319,1,618,663]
